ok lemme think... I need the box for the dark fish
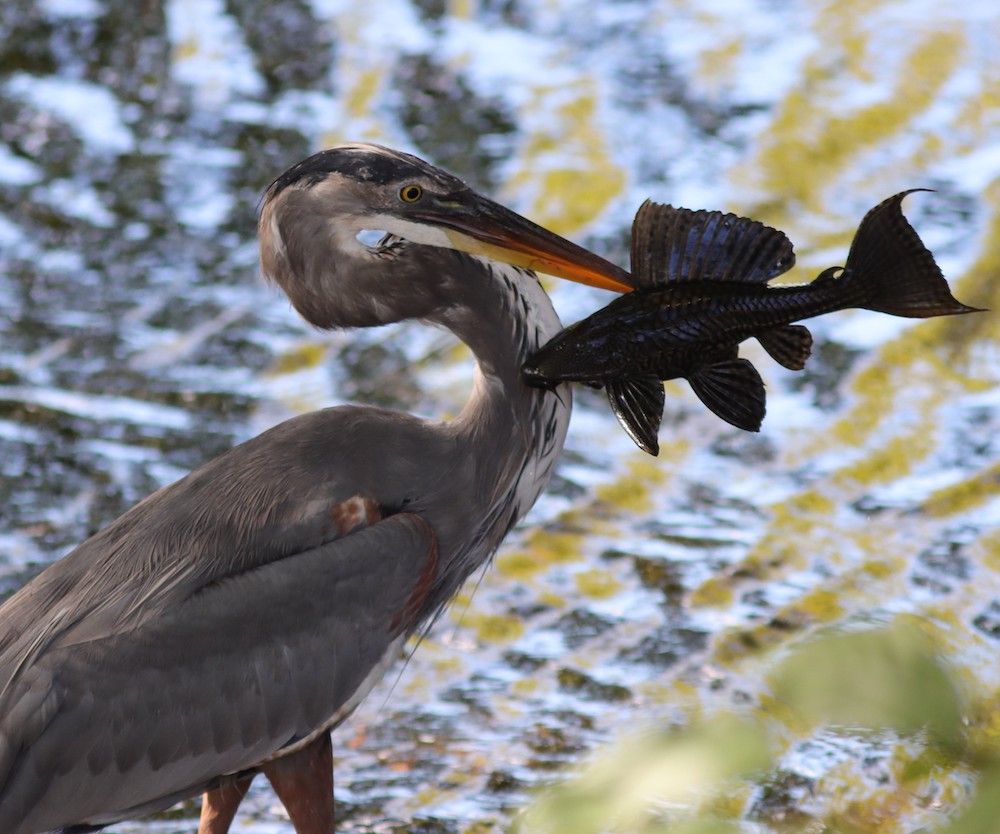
[523,190,983,455]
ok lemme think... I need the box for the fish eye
[399,184,423,203]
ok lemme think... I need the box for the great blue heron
[0,143,633,834]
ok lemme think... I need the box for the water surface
[2,0,1000,831]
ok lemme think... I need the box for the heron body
[0,144,631,833]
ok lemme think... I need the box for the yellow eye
[399,184,423,203]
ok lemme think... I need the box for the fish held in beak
[524,190,984,454]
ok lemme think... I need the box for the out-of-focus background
[1,0,999,831]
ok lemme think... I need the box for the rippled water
[2,0,1000,831]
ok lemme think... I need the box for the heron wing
[0,406,442,665]
[0,512,437,833]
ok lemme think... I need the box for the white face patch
[267,211,286,260]
[330,214,380,260]
[365,213,452,248]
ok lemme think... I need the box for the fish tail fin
[606,376,665,456]
[845,190,985,318]
[688,358,765,432]
[757,324,813,370]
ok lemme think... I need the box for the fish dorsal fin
[757,324,813,370]
[688,358,765,432]
[630,200,796,288]
[606,376,665,456]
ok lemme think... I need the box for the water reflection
[2,0,1000,831]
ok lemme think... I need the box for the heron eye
[399,184,423,203]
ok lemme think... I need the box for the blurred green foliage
[770,619,966,752]
[515,619,997,834]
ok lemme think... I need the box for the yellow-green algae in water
[593,457,669,516]
[499,529,587,579]
[505,82,625,235]
[747,22,966,211]
[265,342,329,376]
[534,2,1000,832]
[688,490,836,613]
[460,611,525,644]
[574,568,623,600]
[918,462,1000,519]
[11,0,1000,832]
[638,7,1000,827]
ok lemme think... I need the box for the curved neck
[425,252,570,601]
[434,255,561,396]
[265,230,572,613]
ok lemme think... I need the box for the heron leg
[262,732,335,834]
[198,776,254,834]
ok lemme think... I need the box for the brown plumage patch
[329,495,381,536]
[390,514,440,632]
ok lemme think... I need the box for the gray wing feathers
[0,513,435,834]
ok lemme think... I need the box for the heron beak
[417,195,634,294]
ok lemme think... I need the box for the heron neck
[437,257,570,540]
[413,254,573,616]
[436,257,563,406]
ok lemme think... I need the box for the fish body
[523,190,982,454]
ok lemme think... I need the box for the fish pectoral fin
[688,359,766,432]
[606,376,665,456]
[757,324,813,370]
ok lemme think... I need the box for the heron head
[259,144,633,310]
